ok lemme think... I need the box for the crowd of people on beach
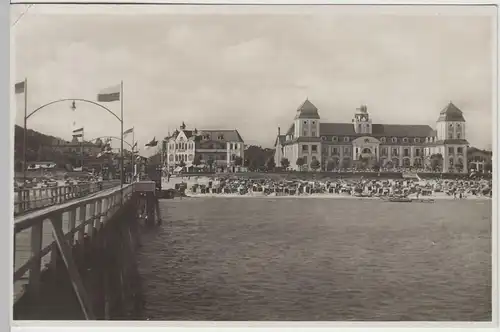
[175,174,492,200]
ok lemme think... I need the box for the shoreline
[183,192,491,201]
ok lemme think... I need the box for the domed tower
[294,99,320,138]
[436,102,466,141]
[352,105,372,135]
[436,102,468,173]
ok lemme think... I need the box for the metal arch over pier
[13,181,160,320]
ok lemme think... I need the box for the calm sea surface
[137,198,492,321]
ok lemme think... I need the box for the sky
[11,4,496,154]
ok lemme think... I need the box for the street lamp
[22,98,126,189]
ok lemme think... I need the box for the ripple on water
[137,198,492,321]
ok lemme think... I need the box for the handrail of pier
[13,183,136,315]
[13,182,109,215]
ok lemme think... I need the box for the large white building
[165,123,245,172]
[274,100,469,173]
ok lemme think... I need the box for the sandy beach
[162,176,491,201]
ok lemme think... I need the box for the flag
[123,127,134,136]
[72,127,83,138]
[132,141,137,149]
[15,81,25,94]
[145,137,158,147]
[97,84,120,102]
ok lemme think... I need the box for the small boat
[413,199,435,203]
[387,197,412,203]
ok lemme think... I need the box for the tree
[192,154,202,172]
[280,157,290,169]
[234,156,243,167]
[310,159,321,172]
[430,153,443,171]
[266,157,276,171]
[341,158,350,169]
[206,157,214,172]
[485,162,492,173]
[296,157,305,171]
[326,159,335,171]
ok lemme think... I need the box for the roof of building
[295,99,320,120]
[285,122,435,138]
[198,129,244,143]
[437,102,466,122]
[432,139,470,145]
[168,129,244,143]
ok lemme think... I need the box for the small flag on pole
[97,84,121,102]
[72,127,84,138]
[123,127,134,136]
[145,137,158,147]
[15,81,25,94]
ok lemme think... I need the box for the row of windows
[170,142,195,150]
[449,147,464,154]
[318,136,428,143]
[303,130,317,137]
[320,146,424,157]
[302,145,318,153]
[169,154,194,162]
[169,142,240,150]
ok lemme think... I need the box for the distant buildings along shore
[274,99,472,173]
[164,122,245,173]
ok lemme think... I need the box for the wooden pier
[14,181,120,216]
[13,181,160,320]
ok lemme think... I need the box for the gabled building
[274,99,469,173]
[165,122,245,172]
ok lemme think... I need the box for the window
[392,148,399,156]
[392,137,397,143]
[303,156,307,164]
[218,134,225,140]
[332,147,339,155]
[414,138,420,143]
[449,123,453,128]
[457,133,461,139]
[303,130,308,136]
[321,136,327,141]
[302,145,308,152]
[344,137,350,142]
[303,121,307,124]
[457,147,463,154]
[312,121,316,125]
[448,132,453,139]
[415,149,421,157]
[311,131,317,137]
[380,137,386,143]
[402,138,409,143]
[448,147,454,154]
[311,145,317,153]
[404,148,409,157]
[344,147,350,154]
[235,143,239,149]
[382,148,388,156]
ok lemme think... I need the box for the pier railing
[13,183,136,318]
[14,182,111,215]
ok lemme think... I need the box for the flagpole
[131,127,135,182]
[120,80,124,197]
[22,78,28,182]
[81,128,85,170]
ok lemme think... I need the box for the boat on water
[387,197,413,203]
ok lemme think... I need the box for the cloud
[13,7,495,153]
